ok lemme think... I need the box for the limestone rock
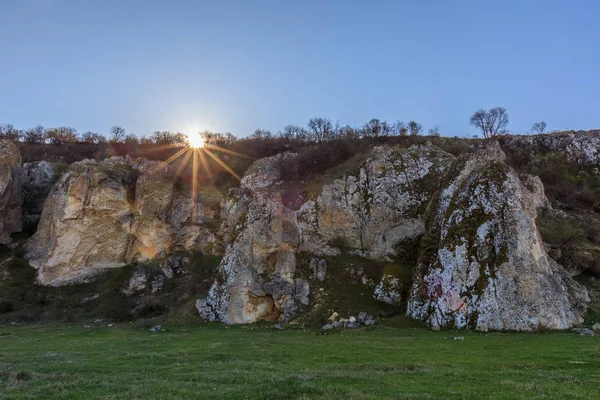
[25,161,137,285]
[309,258,327,281]
[19,161,56,227]
[0,140,22,244]
[407,146,589,331]
[373,274,403,305]
[199,145,455,324]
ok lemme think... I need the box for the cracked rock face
[25,162,136,285]
[20,161,57,227]
[198,145,456,324]
[0,140,22,245]
[25,157,220,286]
[407,146,589,331]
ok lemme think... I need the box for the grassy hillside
[0,321,599,399]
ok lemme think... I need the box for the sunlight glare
[186,131,205,148]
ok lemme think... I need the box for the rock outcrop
[500,130,600,166]
[198,141,589,330]
[25,157,220,285]
[0,140,22,245]
[19,161,57,227]
[25,161,137,285]
[407,144,589,331]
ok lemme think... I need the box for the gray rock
[572,328,595,336]
[592,323,600,332]
[0,140,22,245]
[374,274,402,305]
[357,312,376,326]
[322,324,334,330]
[150,325,163,332]
[309,258,327,281]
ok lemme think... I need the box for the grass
[0,320,599,399]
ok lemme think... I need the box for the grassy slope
[0,321,599,399]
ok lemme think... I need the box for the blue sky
[1,0,598,138]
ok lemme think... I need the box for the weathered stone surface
[0,140,22,244]
[199,145,455,324]
[25,156,221,285]
[407,146,589,331]
[25,161,136,285]
[19,161,56,226]
[500,130,600,166]
[374,274,402,305]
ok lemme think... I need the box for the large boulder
[25,156,221,285]
[407,145,589,331]
[25,161,137,285]
[0,140,22,245]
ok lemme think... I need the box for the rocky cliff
[1,133,598,331]
[0,140,22,245]
[24,156,219,286]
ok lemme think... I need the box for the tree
[391,121,408,136]
[23,125,45,143]
[45,126,78,144]
[110,126,126,142]
[407,121,423,136]
[428,126,440,136]
[469,107,509,138]
[0,123,22,141]
[251,129,272,140]
[362,119,383,138]
[279,124,306,140]
[531,121,547,134]
[151,130,176,144]
[124,134,139,144]
[307,117,333,142]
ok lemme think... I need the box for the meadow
[1,319,599,399]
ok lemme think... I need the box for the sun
[186,131,205,148]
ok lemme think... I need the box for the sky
[0,0,599,138]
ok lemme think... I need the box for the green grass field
[1,319,599,399]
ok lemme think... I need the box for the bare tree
[23,125,45,143]
[531,121,547,134]
[362,119,383,137]
[251,129,272,140]
[428,126,440,136]
[45,126,78,144]
[124,134,139,144]
[391,121,408,136]
[279,124,307,140]
[110,126,126,142]
[151,130,176,144]
[0,123,22,141]
[407,121,423,136]
[307,117,333,142]
[470,107,509,138]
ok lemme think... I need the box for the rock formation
[0,140,22,245]
[25,156,220,285]
[406,144,589,330]
[6,132,595,331]
[198,141,590,330]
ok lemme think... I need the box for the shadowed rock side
[24,156,220,286]
[407,144,589,330]
[198,142,589,330]
[0,140,23,245]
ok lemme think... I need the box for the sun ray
[204,144,254,160]
[143,143,183,153]
[151,147,189,173]
[192,149,199,213]
[198,148,213,181]
[174,148,193,180]
[203,148,242,181]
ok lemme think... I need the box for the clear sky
[1,0,599,138]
